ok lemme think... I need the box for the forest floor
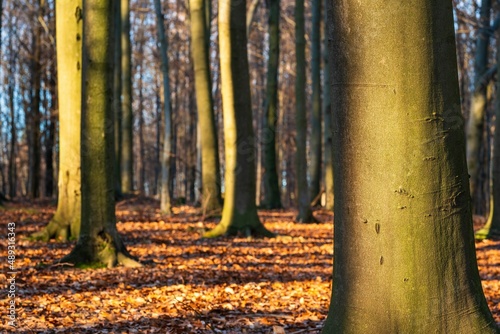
[0,198,498,333]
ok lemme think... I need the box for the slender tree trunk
[28,0,44,199]
[31,0,82,242]
[154,0,173,214]
[308,0,321,204]
[120,0,133,193]
[137,16,146,194]
[261,0,282,209]
[476,25,500,240]
[8,56,17,199]
[61,0,140,268]
[322,0,333,210]
[466,0,491,201]
[294,0,313,222]
[113,0,122,197]
[203,0,274,238]
[190,0,222,213]
[322,1,498,332]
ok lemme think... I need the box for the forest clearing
[0,200,499,333]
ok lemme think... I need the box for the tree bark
[154,0,173,214]
[113,0,122,197]
[203,0,274,238]
[322,1,498,332]
[261,0,282,209]
[120,0,133,193]
[308,0,321,204]
[322,0,333,210]
[61,0,140,268]
[294,0,313,222]
[190,0,222,213]
[32,0,83,242]
[466,0,491,201]
[27,0,44,199]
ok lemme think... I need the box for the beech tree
[323,1,498,332]
[61,0,140,268]
[294,0,314,222]
[32,0,83,241]
[261,0,282,210]
[189,0,222,213]
[203,0,274,238]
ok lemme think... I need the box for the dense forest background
[0,0,493,214]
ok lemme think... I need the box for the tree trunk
[137,15,146,194]
[8,54,17,199]
[322,0,333,210]
[466,0,491,201]
[246,0,260,36]
[190,0,222,213]
[261,0,282,209]
[120,0,133,193]
[113,0,122,197]
[154,0,173,214]
[61,0,140,268]
[31,0,83,242]
[308,0,321,204]
[203,0,274,238]
[476,25,500,240]
[294,0,313,222]
[322,1,498,332]
[28,0,44,200]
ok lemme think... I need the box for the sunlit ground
[0,201,498,333]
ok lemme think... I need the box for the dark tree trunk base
[203,213,275,238]
[59,232,142,268]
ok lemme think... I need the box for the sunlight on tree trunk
[476,24,500,241]
[61,0,140,268]
[120,0,133,193]
[203,0,274,238]
[190,0,222,213]
[322,1,498,332]
[31,0,83,242]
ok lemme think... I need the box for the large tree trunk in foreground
[203,0,274,238]
[476,25,500,240]
[61,0,140,268]
[261,0,282,210]
[190,0,222,213]
[31,0,83,241]
[466,0,491,202]
[322,1,498,332]
[294,0,314,222]
[120,0,133,194]
[154,0,173,214]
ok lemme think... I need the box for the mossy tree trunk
[322,0,333,211]
[154,0,173,214]
[31,0,83,242]
[322,1,498,332]
[61,0,140,268]
[476,25,500,240]
[261,0,282,210]
[203,0,274,238]
[308,0,321,204]
[120,0,133,194]
[466,0,491,200]
[190,0,222,213]
[294,0,314,222]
